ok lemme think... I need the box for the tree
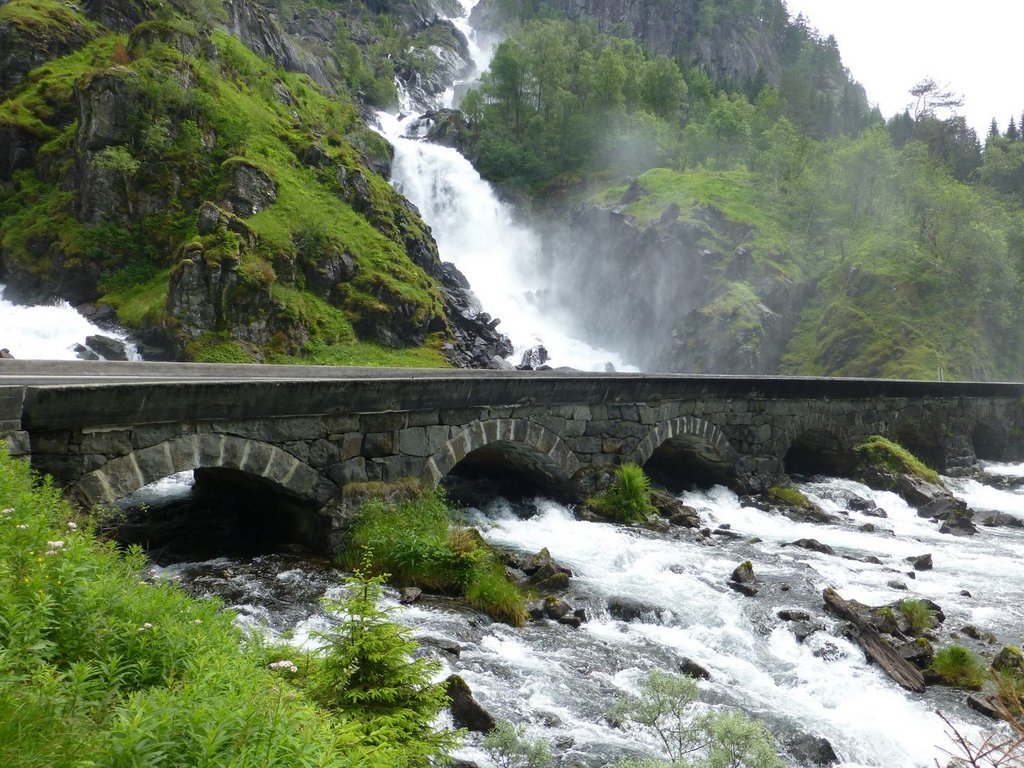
[309,563,457,764]
[908,77,963,121]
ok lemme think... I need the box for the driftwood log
[822,587,926,693]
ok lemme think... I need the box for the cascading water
[148,463,1024,767]
[0,284,138,360]
[379,0,635,372]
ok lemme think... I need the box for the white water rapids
[145,465,1024,767]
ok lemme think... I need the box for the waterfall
[378,1,636,372]
[0,285,138,361]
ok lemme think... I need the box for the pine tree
[310,562,458,764]
[1007,116,1019,141]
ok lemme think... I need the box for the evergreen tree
[310,563,458,764]
[1007,116,1019,141]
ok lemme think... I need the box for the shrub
[588,463,656,523]
[931,645,985,689]
[340,488,527,625]
[853,435,941,484]
[897,598,936,635]
[612,669,784,767]
[483,720,554,768]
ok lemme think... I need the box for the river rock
[399,586,422,604]
[981,512,1024,528]
[847,495,873,511]
[73,344,100,361]
[678,657,712,680]
[542,596,573,621]
[730,560,755,584]
[966,693,1002,719]
[439,263,514,369]
[445,674,496,733]
[517,345,549,369]
[784,538,836,555]
[787,734,839,767]
[85,334,129,361]
[992,645,1024,673]
[861,506,888,518]
[906,553,933,571]
[607,596,663,622]
[651,492,701,528]
[895,638,933,666]
[728,581,759,597]
[777,609,811,622]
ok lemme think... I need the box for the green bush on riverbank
[0,450,452,767]
[340,488,529,626]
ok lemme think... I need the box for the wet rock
[847,495,873,511]
[992,645,1024,673]
[420,636,461,658]
[532,571,570,592]
[960,624,983,640]
[895,637,934,666]
[960,589,972,597]
[967,693,1002,719]
[517,345,549,369]
[784,538,836,555]
[607,596,663,622]
[677,656,712,679]
[523,548,572,578]
[730,560,756,584]
[0,348,14,359]
[526,600,545,620]
[445,675,496,733]
[440,263,514,369]
[862,507,888,518]
[887,580,909,591]
[907,553,933,571]
[73,344,100,361]
[939,508,978,536]
[399,586,422,604]
[573,607,588,623]
[650,492,701,528]
[777,609,811,622]
[787,734,839,767]
[85,334,129,361]
[542,596,573,621]
[728,582,759,597]
[981,512,1024,528]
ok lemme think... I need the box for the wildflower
[268,660,299,673]
[44,550,57,556]
[67,521,77,530]
[193,619,203,625]
[16,524,27,530]
[137,622,154,632]
[46,541,64,550]
[1,508,13,516]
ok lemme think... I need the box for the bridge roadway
[2,360,1023,550]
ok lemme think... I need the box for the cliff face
[0,0,504,366]
[538,170,812,373]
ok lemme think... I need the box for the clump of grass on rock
[931,644,985,689]
[854,435,941,484]
[587,463,656,524]
[340,487,527,626]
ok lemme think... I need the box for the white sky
[783,0,1024,137]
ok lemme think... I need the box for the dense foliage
[0,448,457,767]
[587,463,656,523]
[456,7,1024,379]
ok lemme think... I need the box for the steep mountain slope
[0,0,508,365]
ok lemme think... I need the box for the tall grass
[588,463,656,523]
[854,435,941,484]
[0,448,424,767]
[931,645,985,689]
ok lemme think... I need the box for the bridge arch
[72,433,333,508]
[634,417,738,490]
[421,418,581,495]
[780,415,855,478]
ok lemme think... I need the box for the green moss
[854,435,941,484]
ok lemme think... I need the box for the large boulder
[444,675,496,733]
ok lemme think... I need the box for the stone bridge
[2,361,1023,549]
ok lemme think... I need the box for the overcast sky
[783,0,1024,137]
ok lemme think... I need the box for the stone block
[381,455,421,482]
[270,417,324,442]
[133,423,192,449]
[361,412,407,432]
[5,431,29,456]
[440,407,482,425]
[406,409,440,428]
[424,425,449,455]
[282,440,310,464]
[583,420,614,436]
[398,427,432,457]
[307,438,339,469]
[337,433,362,461]
[211,419,272,440]
[324,414,359,433]
[31,430,71,454]
[572,436,604,454]
[328,457,366,485]
[562,419,587,438]
[363,432,395,458]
